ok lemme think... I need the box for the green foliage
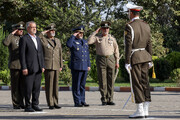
[153,58,172,81]
[89,58,98,83]
[119,58,129,82]
[151,32,168,57]
[0,26,9,71]
[59,61,72,86]
[0,69,10,85]
[165,51,180,70]
[170,68,180,84]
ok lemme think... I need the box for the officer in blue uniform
[66,25,91,107]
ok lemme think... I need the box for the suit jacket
[39,33,63,70]
[3,33,21,69]
[19,34,44,74]
[124,19,152,65]
[66,35,90,71]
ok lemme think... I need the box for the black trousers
[24,72,42,108]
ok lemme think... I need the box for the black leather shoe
[20,105,25,109]
[74,104,83,107]
[25,108,35,112]
[32,106,43,111]
[49,106,54,109]
[107,102,115,105]
[13,106,21,109]
[102,102,107,106]
[82,102,89,107]
[54,105,61,109]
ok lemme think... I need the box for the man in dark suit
[66,25,90,107]
[19,21,45,112]
[124,3,153,118]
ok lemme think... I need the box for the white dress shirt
[28,33,38,50]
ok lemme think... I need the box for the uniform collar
[131,16,140,22]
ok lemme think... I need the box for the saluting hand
[41,30,49,35]
[95,27,101,34]
[73,32,79,37]
[12,29,18,35]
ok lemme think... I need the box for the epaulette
[141,19,148,24]
[126,21,134,25]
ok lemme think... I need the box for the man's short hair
[26,21,36,30]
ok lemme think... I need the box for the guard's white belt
[130,48,145,57]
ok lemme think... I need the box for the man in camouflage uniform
[124,3,153,118]
[39,23,63,109]
[3,21,25,109]
[88,21,119,105]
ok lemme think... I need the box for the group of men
[3,3,153,119]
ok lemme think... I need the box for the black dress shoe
[32,106,43,111]
[25,108,35,112]
[20,105,25,109]
[74,104,83,107]
[54,105,61,109]
[49,106,54,109]
[81,102,89,107]
[107,102,115,105]
[102,102,107,105]
[13,106,21,109]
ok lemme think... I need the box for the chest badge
[47,44,51,48]
[75,42,80,44]
[77,48,79,50]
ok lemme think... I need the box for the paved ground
[0,91,179,120]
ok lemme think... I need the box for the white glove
[125,64,132,74]
[148,62,153,69]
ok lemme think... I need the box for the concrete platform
[0,91,180,120]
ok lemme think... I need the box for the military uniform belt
[97,54,114,58]
[130,48,145,58]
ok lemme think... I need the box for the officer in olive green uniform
[3,21,25,109]
[88,21,120,105]
[39,23,63,109]
[124,3,153,118]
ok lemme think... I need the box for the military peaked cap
[12,21,25,30]
[72,25,85,32]
[126,3,143,11]
[45,23,56,31]
[100,21,111,28]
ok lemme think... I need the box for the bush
[0,26,9,71]
[59,61,72,86]
[119,58,129,82]
[165,51,180,70]
[89,58,98,83]
[153,58,172,81]
[0,69,10,85]
[170,68,180,84]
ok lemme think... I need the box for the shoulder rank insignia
[124,31,127,36]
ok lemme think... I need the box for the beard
[51,33,55,37]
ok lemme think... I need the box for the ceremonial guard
[66,25,90,107]
[3,21,25,109]
[39,23,63,109]
[124,3,153,118]
[88,21,120,105]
